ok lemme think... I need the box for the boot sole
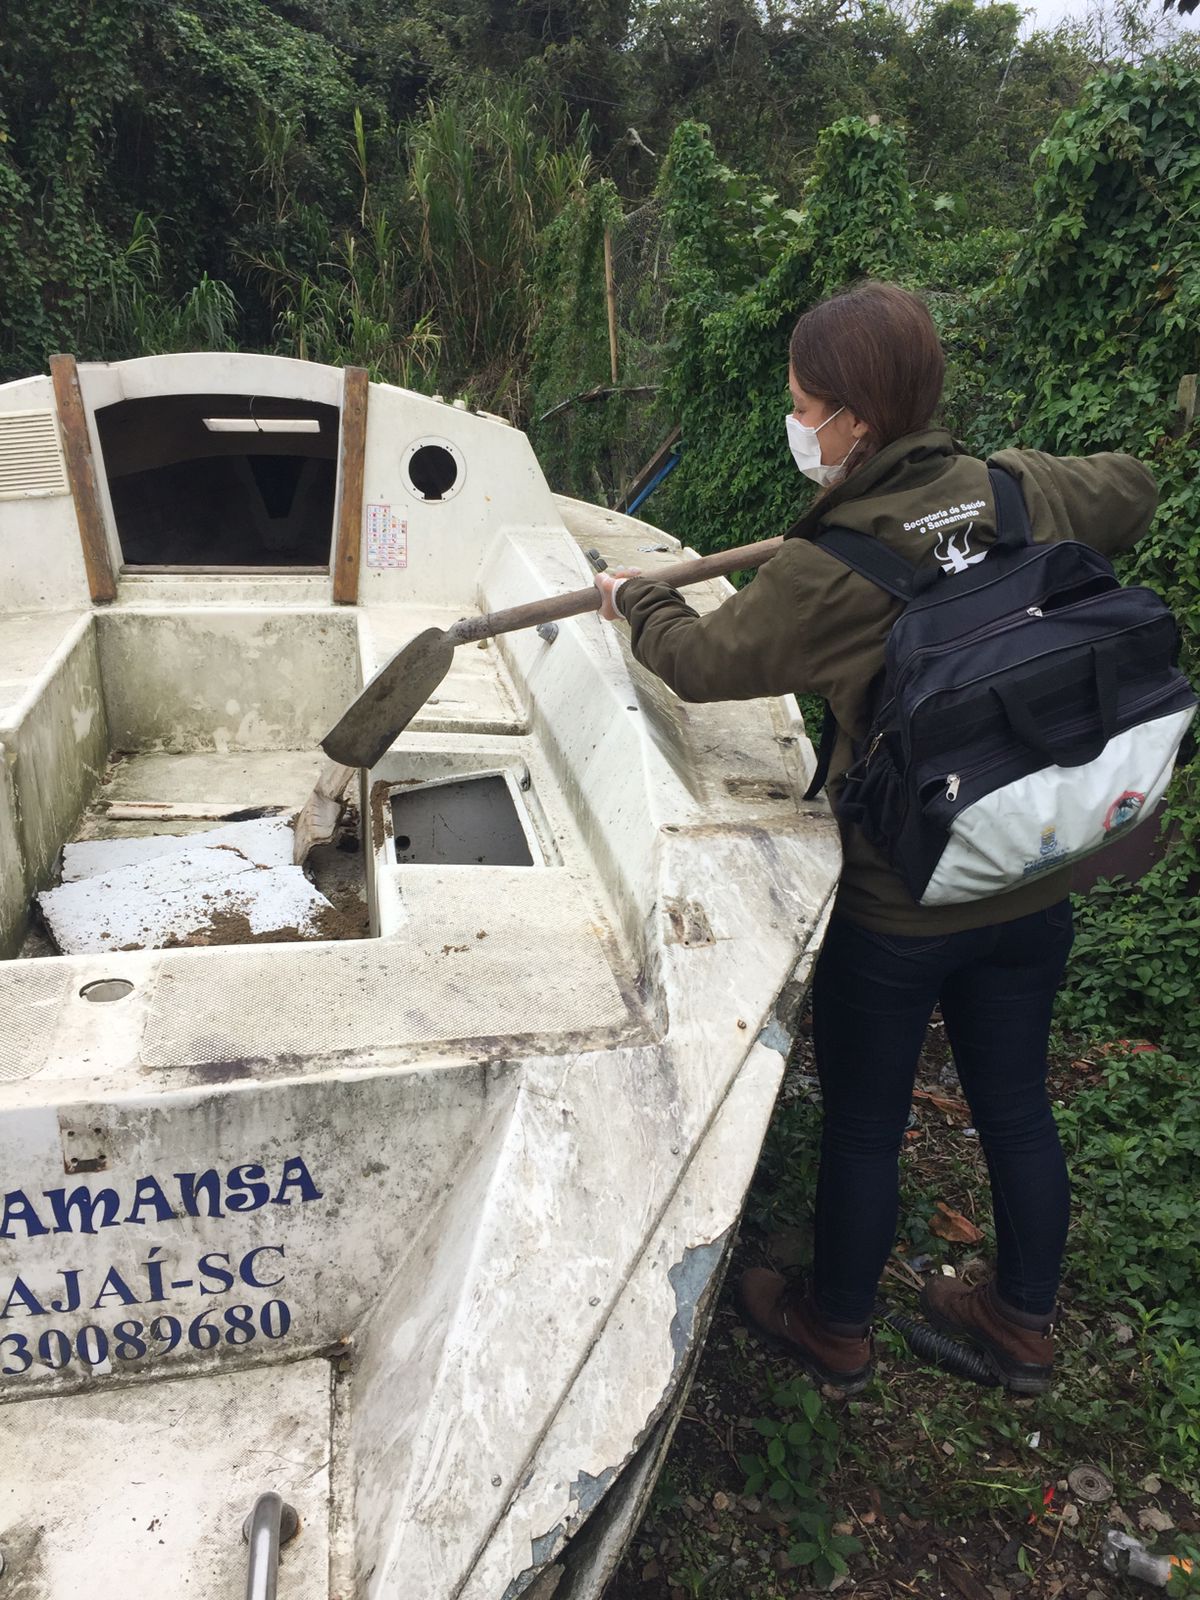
[735,1287,873,1396]
[918,1290,1053,1396]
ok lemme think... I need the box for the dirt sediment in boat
[159,896,368,947]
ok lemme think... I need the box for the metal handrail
[243,1492,299,1600]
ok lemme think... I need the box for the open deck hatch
[389,774,536,866]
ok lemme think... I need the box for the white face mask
[786,407,857,487]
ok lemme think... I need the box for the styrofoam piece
[39,847,333,953]
[61,813,295,882]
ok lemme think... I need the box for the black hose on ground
[882,1307,1001,1387]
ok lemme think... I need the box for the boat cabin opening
[94,394,339,570]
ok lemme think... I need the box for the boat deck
[79,749,332,831]
[2,746,642,1099]
[0,610,89,724]
[2,1358,333,1598]
[360,607,524,735]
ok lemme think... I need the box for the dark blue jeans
[810,902,1074,1323]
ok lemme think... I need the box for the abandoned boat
[0,353,841,1598]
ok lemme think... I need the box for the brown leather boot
[919,1276,1055,1394]
[738,1268,873,1394]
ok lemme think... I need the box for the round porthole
[403,437,465,504]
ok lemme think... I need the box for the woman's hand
[595,566,642,622]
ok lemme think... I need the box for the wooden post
[603,228,619,386]
[49,354,117,603]
[332,366,369,604]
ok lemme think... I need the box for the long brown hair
[788,282,945,468]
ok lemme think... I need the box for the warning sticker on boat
[366,504,408,568]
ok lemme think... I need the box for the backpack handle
[995,646,1118,767]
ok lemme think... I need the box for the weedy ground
[607,1012,1200,1600]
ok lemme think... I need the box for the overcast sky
[1018,0,1199,33]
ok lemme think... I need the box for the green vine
[653,116,915,556]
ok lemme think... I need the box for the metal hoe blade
[321,627,456,769]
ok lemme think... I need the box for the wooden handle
[449,535,784,645]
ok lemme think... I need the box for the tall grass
[246,107,437,382]
[83,214,240,356]
[406,88,593,400]
[77,89,596,411]
[249,88,593,408]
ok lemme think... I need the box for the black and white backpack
[805,465,1197,907]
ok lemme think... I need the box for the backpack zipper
[930,684,1188,814]
[866,606,1081,768]
[901,607,1179,755]
[860,609,1176,777]
[887,540,1112,654]
[889,580,1152,705]
[891,605,1049,703]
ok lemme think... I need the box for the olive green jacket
[615,428,1159,934]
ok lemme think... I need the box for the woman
[594,281,1157,1395]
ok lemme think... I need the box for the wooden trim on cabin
[332,366,369,604]
[49,353,118,603]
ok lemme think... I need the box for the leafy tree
[0,0,370,374]
[622,0,1092,223]
[528,180,634,499]
[0,0,1176,411]
[987,58,1200,456]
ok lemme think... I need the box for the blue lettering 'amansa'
[0,1157,322,1240]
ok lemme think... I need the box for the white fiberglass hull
[0,354,841,1598]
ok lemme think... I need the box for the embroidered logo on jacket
[900,499,990,575]
[934,523,988,575]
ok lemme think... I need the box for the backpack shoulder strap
[801,528,913,800]
[811,525,915,601]
[987,462,1033,549]
[802,703,838,802]
[802,468,1031,801]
